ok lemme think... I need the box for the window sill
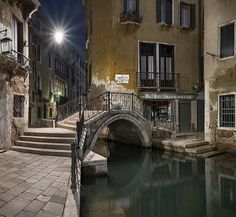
[178,26,194,31]
[158,22,173,28]
[218,127,236,131]
[218,55,236,61]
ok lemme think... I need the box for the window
[180,2,195,28]
[89,13,92,36]
[124,0,138,12]
[157,0,173,25]
[13,95,24,117]
[139,42,175,88]
[49,108,53,118]
[220,23,235,58]
[37,44,41,62]
[49,80,52,94]
[219,95,235,128]
[48,52,52,68]
[37,107,42,119]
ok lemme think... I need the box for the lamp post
[54,91,62,123]
[53,30,64,124]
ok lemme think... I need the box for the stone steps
[58,123,76,131]
[24,131,75,138]
[186,145,215,155]
[12,146,71,157]
[15,141,71,150]
[196,150,224,158]
[12,128,75,157]
[19,135,74,143]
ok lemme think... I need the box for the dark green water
[81,145,236,217]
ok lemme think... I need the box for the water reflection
[206,154,236,217]
[81,145,236,217]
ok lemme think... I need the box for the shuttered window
[180,2,195,29]
[157,0,173,25]
[220,23,235,58]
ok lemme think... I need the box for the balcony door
[140,43,156,87]
[159,44,174,87]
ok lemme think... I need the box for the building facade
[204,0,236,144]
[83,0,204,134]
[28,13,87,127]
[0,0,40,151]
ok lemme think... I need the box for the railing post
[71,142,77,190]
[107,92,111,111]
[132,93,134,111]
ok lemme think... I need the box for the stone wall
[204,0,236,144]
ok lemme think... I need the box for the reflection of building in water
[81,149,205,217]
[205,155,236,217]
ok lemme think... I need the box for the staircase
[12,128,75,157]
[11,92,147,157]
[159,138,223,158]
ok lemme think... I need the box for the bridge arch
[88,113,152,153]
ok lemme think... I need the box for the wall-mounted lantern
[0,37,12,55]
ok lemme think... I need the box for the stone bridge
[58,92,153,157]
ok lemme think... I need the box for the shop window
[155,101,172,122]
[13,95,24,117]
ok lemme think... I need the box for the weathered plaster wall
[204,0,236,143]
[85,0,201,97]
[0,0,39,150]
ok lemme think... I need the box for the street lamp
[0,37,12,55]
[54,31,64,44]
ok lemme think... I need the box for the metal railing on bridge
[69,91,144,190]
[58,92,144,122]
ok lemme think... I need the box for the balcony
[120,11,143,25]
[0,50,31,79]
[137,72,180,91]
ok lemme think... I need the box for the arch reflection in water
[81,144,236,217]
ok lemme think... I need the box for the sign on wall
[115,74,129,84]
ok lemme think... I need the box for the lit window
[219,95,235,128]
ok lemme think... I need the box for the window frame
[123,0,139,13]
[219,21,236,60]
[48,52,52,69]
[13,95,25,118]
[179,2,195,29]
[157,0,174,26]
[218,93,236,130]
[37,44,41,63]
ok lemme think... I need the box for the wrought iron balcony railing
[11,49,30,68]
[120,11,143,25]
[137,72,180,89]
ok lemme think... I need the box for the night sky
[39,0,85,56]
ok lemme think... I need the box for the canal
[81,145,236,217]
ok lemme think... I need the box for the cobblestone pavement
[0,151,71,217]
